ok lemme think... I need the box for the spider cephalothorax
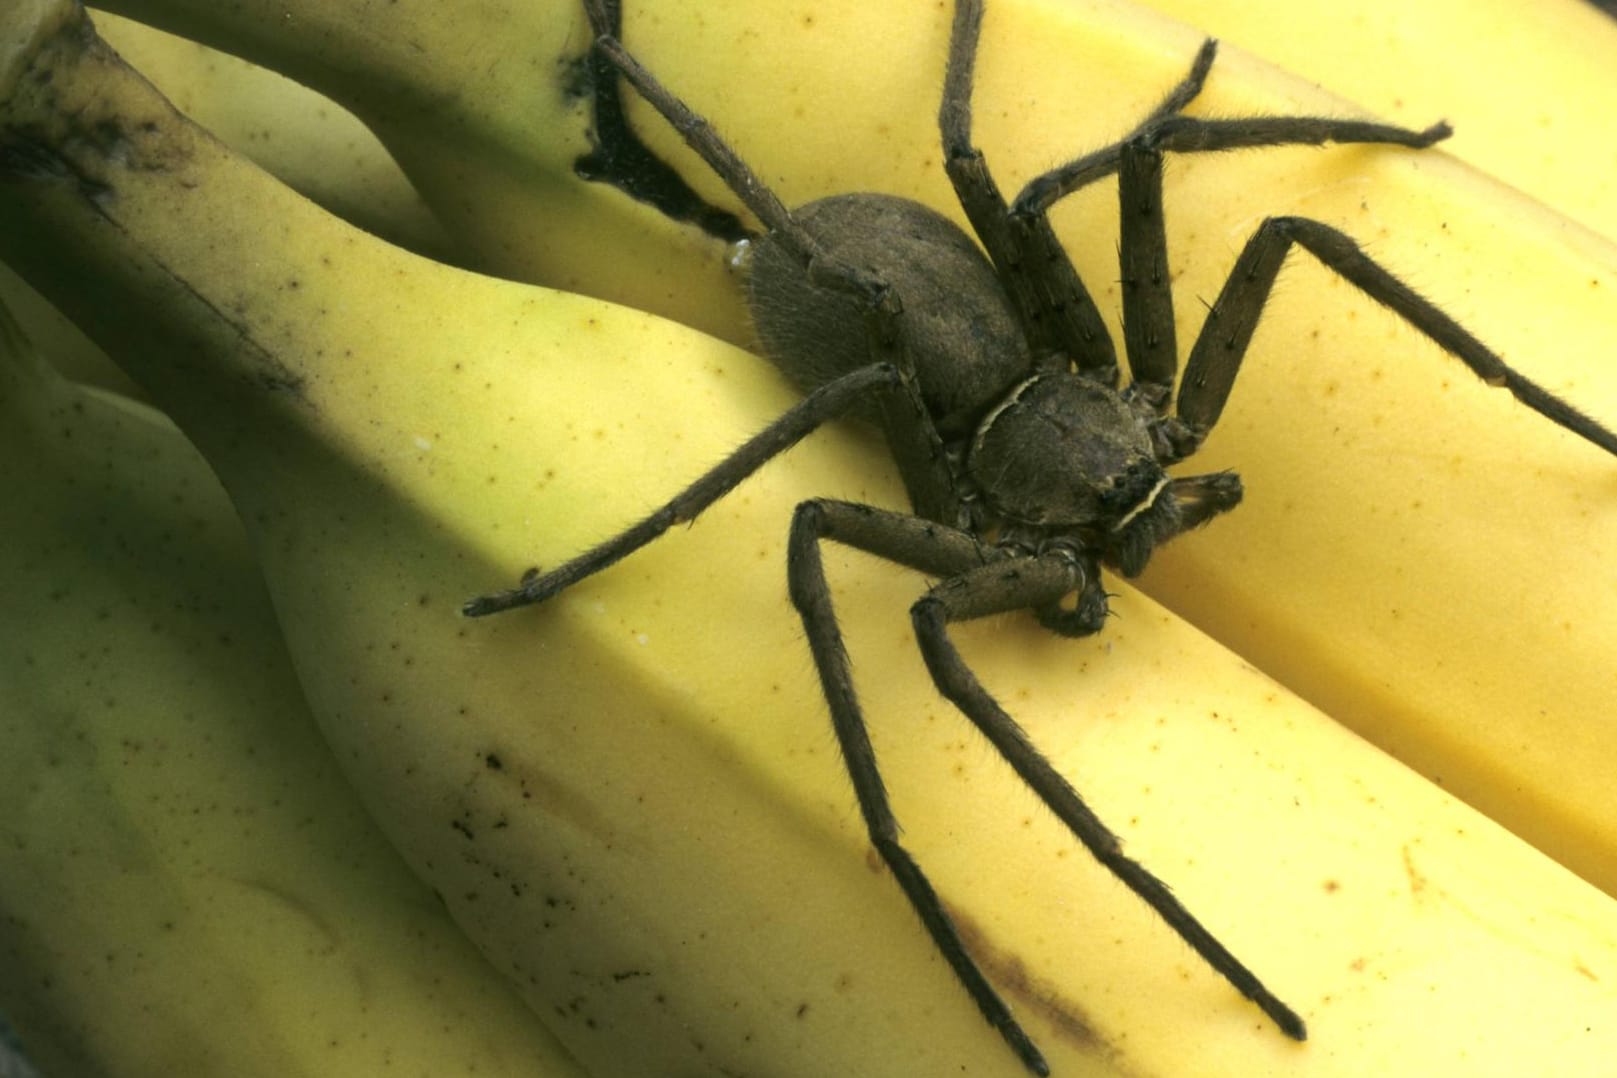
[469,1,1617,1072]
[965,370,1225,579]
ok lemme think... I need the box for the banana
[0,302,589,1073]
[88,9,455,260]
[7,5,1617,1075]
[88,0,1617,901]
[1132,0,1617,242]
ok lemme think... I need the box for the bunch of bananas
[3,1,1617,1075]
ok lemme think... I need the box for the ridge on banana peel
[84,0,760,338]
[88,9,454,261]
[0,7,455,400]
[0,301,589,1076]
[7,6,1617,1076]
[91,0,1617,906]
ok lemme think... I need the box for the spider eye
[1100,464,1169,525]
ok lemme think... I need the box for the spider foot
[1260,992,1308,1041]
[462,566,552,617]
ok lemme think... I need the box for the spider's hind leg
[463,364,908,617]
[939,0,1122,381]
[590,31,880,301]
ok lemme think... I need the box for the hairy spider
[469,1,1617,1072]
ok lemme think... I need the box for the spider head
[969,372,1179,575]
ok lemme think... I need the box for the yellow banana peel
[5,5,1617,1076]
[95,0,1617,905]
[0,299,589,1076]
[88,0,756,337]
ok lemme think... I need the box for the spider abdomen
[746,192,1030,438]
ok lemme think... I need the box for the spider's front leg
[786,498,1060,1075]
[788,499,1304,1074]
[1097,102,1449,424]
[910,555,1305,1044]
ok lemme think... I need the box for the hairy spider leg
[940,0,1132,383]
[787,500,1055,1075]
[1170,213,1617,456]
[788,498,1309,1074]
[909,559,1308,1046]
[1063,117,1444,413]
[1018,113,1450,221]
[567,4,1313,1066]
[461,363,907,617]
[591,37,869,307]
[943,0,1451,399]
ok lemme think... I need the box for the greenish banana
[7,5,1617,1075]
[0,298,589,1076]
[90,9,453,260]
[0,258,129,396]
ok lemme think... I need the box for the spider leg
[1016,112,1450,219]
[591,31,964,525]
[1174,216,1617,457]
[939,0,1120,383]
[791,499,1303,1068]
[1060,110,1455,413]
[787,499,1054,1075]
[910,562,1309,1045]
[591,34,882,309]
[1007,38,1218,222]
[1109,118,1446,415]
[463,363,908,617]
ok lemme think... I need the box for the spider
[468,1,1617,1072]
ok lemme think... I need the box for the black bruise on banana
[948,905,1104,1056]
[1,15,171,195]
[570,0,749,243]
[0,129,111,200]
[0,7,308,400]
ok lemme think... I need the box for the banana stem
[0,9,342,440]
